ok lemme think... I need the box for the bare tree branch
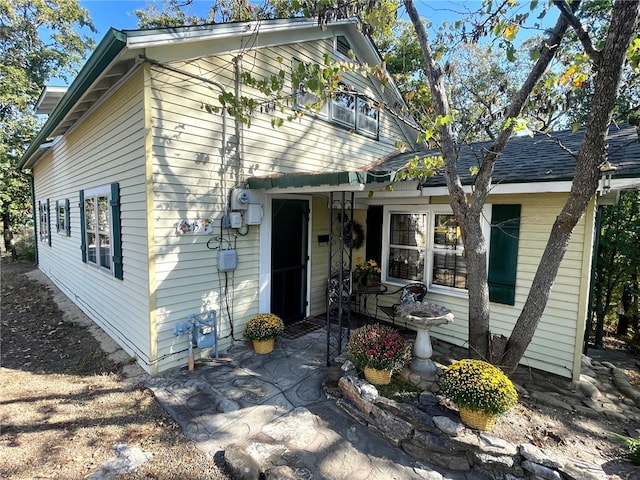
[554,0,602,64]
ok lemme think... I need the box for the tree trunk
[404,0,575,361]
[2,210,17,259]
[465,220,490,359]
[501,0,640,373]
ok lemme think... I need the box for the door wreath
[337,213,365,249]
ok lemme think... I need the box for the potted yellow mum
[439,359,518,430]
[244,313,285,354]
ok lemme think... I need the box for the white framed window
[382,205,491,297]
[292,58,378,138]
[335,35,353,60]
[79,183,123,279]
[331,91,356,127]
[430,213,466,289]
[56,199,70,236]
[296,84,329,117]
[356,96,379,136]
[83,186,112,272]
[38,199,50,245]
[384,211,427,283]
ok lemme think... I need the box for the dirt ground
[0,259,232,480]
[1,258,640,479]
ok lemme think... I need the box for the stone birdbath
[397,301,454,377]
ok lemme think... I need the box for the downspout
[26,172,39,266]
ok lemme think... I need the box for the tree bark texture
[405,0,574,360]
[501,0,640,373]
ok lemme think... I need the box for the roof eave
[19,28,128,171]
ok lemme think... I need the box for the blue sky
[79,0,200,34]
[79,0,487,38]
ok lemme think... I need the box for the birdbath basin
[397,301,454,377]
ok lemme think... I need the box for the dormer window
[336,36,352,58]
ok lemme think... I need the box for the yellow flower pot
[364,366,392,385]
[252,338,275,354]
[459,406,498,431]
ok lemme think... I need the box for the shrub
[440,359,518,415]
[14,235,35,261]
[614,433,640,465]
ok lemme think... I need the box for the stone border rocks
[330,361,615,480]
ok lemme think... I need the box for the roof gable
[20,17,413,170]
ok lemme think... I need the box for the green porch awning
[247,170,395,190]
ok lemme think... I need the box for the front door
[271,198,309,325]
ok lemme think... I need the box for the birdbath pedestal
[397,302,454,377]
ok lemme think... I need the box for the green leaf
[506,43,516,62]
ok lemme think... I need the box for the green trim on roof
[19,28,128,170]
[247,169,395,190]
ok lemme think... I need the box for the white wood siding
[32,69,151,369]
[148,37,409,370]
[426,193,591,378]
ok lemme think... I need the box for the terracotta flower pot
[252,338,275,354]
[364,366,392,385]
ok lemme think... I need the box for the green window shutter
[65,198,71,236]
[79,191,87,263]
[55,200,60,233]
[110,183,123,280]
[488,204,521,305]
[46,199,51,246]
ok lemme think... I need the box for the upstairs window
[335,35,352,58]
[296,85,329,117]
[331,91,356,126]
[357,97,379,136]
[293,62,379,138]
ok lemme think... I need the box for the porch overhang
[247,169,396,192]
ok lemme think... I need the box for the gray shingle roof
[373,124,640,187]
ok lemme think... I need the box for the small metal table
[352,284,387,319]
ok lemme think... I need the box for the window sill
[427,285,468,300]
